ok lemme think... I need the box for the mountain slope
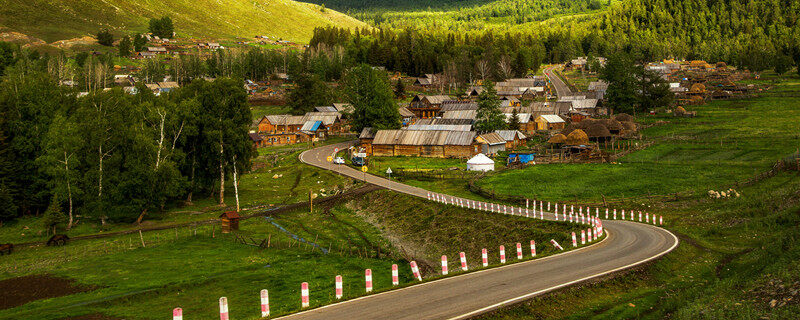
[0,0,367,43]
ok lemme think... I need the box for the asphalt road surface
[282,142,678,320]
[544,65,572,98]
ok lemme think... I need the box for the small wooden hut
[220,211,241,233]
[586,124,612,142]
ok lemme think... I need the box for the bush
[97,29,114,46]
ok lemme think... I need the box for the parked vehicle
[333,157,345,164]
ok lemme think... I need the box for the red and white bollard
[581,230,586,245]
[391,264,399,286]
[555,205,559,219]
[639,211,642,222]
[365,269,373,292]
[571,232,577,247]
[481,248,488,267]
[335,275,343,299]
[173,308,182,320]
[548,201,551,211]
[516,243,523,260]
[530,240,537,256]
[605,208,609,219]
[261,289,270,317]
[621,210,625,220]
[301,282,310,308]
[219,297,229,320]
[587,228,592,242]
[499,245,506,263]
[660,216,663,225]
[613,209,617,220]
[410,261,422,281]
[550,239,564,250]
[646,212,649,223]
[441,255,448,275]
[460,252,468,271]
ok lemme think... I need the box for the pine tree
[394,78,405,97]
[118,36,132,57]
[508,108,521,131]
[475,80,506,133]
[42,195,66,235]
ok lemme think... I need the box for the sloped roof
[537,114,565,123]
[300,121,323,132]
[302,112,340,125]
[477,132,505,145]
[248,133,263,142]
[440,100,478,111]
[372,130,476,146]
[315,106,338,112]
[332,103,354,113]
[407,124,472,131]
[415,118,473,126]
[398,106,415,117]
[495,130,526,141]
[504,113,532,124]
[442,110,477,120]
[359,127,376,139]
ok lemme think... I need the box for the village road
[281,142,678,320]
[544,65,572,97]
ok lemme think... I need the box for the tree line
[0,45,254,227]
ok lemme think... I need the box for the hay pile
[614,113,634,122]
[566,129,589,145]
[585,124,611,139]
[600,118,623,133]
[674,106,687,116]
[547,134,567,144]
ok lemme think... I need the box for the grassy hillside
[0,0,367,43]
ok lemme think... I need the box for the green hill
[0,0,367,43]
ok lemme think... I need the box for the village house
[494,77,548,98]
[408,94,452,118]
[504,112,535,134]
[249,132,265,148]
[413,74,438,87]
[494,130,527,149]
[300,120,328,140]
[398,106,416,126]
[369,130,479,158]
[157,81,180,94]
[476,132,506,155]
[359,127,376,155]
[464,86,485,98]
[534,114,566,131]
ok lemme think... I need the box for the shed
[535,114,566,131]
[476,132,506,155]
[467,153,495,172]
[219,211,240,233]
[566,129,590,146]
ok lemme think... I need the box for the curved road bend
[544,65,572,98]
[283,142,678,320]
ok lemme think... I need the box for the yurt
[467,153,495,172]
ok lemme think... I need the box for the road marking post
[614,209,617,220]
[499,245,506,263]
[301,282,310,308]
[335,275,343,299]
[365,269,373,293]
[581,230,586,245]
[460,252,468,271]
[391,264,399,285]
[548,202,551,211]
[646,212,649,223]
[441,255,448,275]
[219,297,229,320]
[173,308,182,320]
[622,210,625,220]
[481,248,488,267]
[660,216,663,225]
[572,232,577,247]
[261,289,270,316]
[530,240,536,257]
[639,211,642,222]
[410,261,422,281]
[516,243,523,260]
[550,239,564,250]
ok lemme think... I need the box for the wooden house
[504,112,535,134]
[300,120,327,140]
[535,115,566,131]
[249,133,265,148]
[370,130,479,158]
[476,132,506,155]
[408,95,452,118]
[219,211,240,233]
[359,127,376,155]
[495,130,527,149]
[398,106,416,126]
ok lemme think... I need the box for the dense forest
[309,0,800,76]
[0,45,255,225]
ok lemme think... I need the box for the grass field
[475,76,800,202]
[0,186,590,319]
[1,0,366,43]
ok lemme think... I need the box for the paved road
[544,65,572,98]
[283,142,678,320]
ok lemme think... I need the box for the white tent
[467,153,495,172]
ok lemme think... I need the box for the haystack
[575,118,597,129]
[690,83,706,93]
[614,113,634,122]
[716,61,727,69]
[548,133,567,144]
[560,124,578,136]
[585,124,612,141]
[600,118,623,134]
[620,121,637,133]
[674,106,687,116]
[565,129,589,145]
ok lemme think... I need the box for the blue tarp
[508,152,536,164]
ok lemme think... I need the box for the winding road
[544,65,572,97]
[279,142,679,320]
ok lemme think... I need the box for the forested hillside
[0,0,366,43]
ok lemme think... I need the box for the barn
[370,130,479,158]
